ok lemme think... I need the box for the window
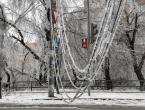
[141,4,145,11]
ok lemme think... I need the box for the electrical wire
[53,0,127,103]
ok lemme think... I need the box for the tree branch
[125,31,131,43]
[0,16,45,64]
[132,13,138,43]
[0,5,6,20]
[0,17,24,42]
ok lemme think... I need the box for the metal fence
[8,80,142,91]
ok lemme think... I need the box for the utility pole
[48,0,56,97]
[87,0,91,96]
[0,76,2,99]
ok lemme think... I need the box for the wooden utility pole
[48,0,56,97]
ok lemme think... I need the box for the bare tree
[0,0,49,82]
[118,0,145,90]
[0,5,8,85]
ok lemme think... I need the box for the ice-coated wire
[62,43,86,89]
[51,2,73,101]
[60,0,114,90]
[55,27,85,103]
[60,0,113,95]
[53,50,73,102]
[58,0,104,100]
[60,25,89,90]
[87,0,111,67]
[52,1,84,102]
[61,0,114,80]
[60,32,88,102]
[54,0,91,102]
[60,23,88,89]
[79,0,126,99]
[88,0,115,71]
[91,0,127,81]
[50,0,73,102]
[60,0,87,73]
[60,27,89,90]
[57,0,126,103]
[60,0,112,74]
[95,2,114,55]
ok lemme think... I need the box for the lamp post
[87,0,91,96]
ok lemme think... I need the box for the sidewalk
[13,91,145,100]
[1,90,145,107]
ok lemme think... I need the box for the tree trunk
[4,69,10,88]
[104,57,112,90]
[54,76,59,94]
[134,65,145,90]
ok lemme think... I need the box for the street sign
[52,0,56,9]
[54,24,57,37]
[53,36,58,49]
[51,61,54,65]
[53,10,59,23]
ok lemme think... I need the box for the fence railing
[7,80,143,91]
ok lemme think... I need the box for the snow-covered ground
[1,90,145,107]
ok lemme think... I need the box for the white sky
[0,0,7,3]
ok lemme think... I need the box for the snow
[1,90,145,107]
